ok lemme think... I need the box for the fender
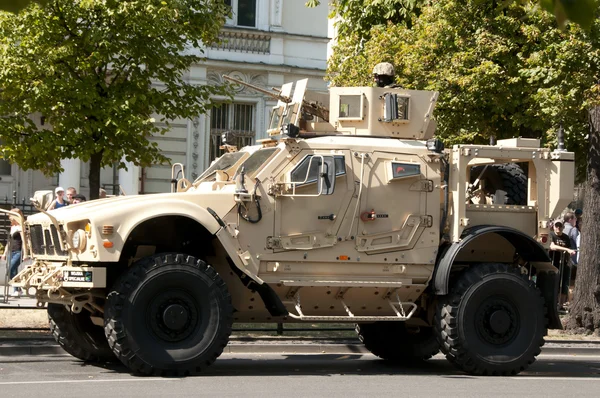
[433,225,551,295]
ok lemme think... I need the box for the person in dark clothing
[549,221,576,311]
[71,194,87,204]
[1,208,24,296]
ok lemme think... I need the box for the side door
[272,150,354,251]
[353,151,429,254]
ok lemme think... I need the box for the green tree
[0,0,47,13]
[0,0,229,199]
[328,1,599,179]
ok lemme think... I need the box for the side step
[285,289,417,322]
[280,280,411,287]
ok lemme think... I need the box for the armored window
[291,155,346,185]
[235,147,279,179]
[339,95,364,120]
[224,0,257,28]
[390,162,421,180]
[382,93,410,122]
[268,106,284,134]
[282,103,300,127]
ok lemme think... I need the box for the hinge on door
[266,236,282,249]
[410,179,434,192]
[421,215,433,228]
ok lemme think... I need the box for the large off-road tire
[104,253,232,376]
[435,263,546,375]
[48,303,115,362]
[356,322,440,362]
[471,163,527,205]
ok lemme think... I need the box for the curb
[1,341,600,357]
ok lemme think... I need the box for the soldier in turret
[372,62,401,88]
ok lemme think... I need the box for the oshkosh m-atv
[7,76,574,376]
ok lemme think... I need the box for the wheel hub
[162,304,189,331]
[148,291,199,343]
[476,298,519,345]
[489,310,510,334]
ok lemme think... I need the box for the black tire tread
[48,303,115,362]
[435,263,546,376]
[104,253,232,376]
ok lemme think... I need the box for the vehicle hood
[26,190,236,225]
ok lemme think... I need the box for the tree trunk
[566,107,600,336]
[88,151,103,201]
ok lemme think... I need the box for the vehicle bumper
[10,260,107,292]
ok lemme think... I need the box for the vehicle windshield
[194,152,246,183]
[234,148,279,179]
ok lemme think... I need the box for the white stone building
[0,0,329,201]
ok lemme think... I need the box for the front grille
[51,225,68,256]
[30,225,45,255]
[44,229,54,256]
[28,224,68,257]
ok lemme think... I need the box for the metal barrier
[550,249,574,312]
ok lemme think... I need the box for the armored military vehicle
[6,76,574,376]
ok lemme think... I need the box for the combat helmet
[372,62,395,77]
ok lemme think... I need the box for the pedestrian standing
[549,221,576,312]
[1,208,24,297]
[66,187,77,204]
[48,187,69,210]
[562,212,579,265]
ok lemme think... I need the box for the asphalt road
[0,351,599,397]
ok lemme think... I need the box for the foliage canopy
[0,0,229,197]
[326,0,600,179]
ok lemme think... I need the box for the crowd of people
[549,209,583,313]
[47,186,89,209]
[3,186,107,297]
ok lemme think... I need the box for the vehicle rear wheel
[104,253,232,376]
[48,303,115,362]
[435,263,546,375]
[356,322,439,362]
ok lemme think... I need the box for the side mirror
[318,156,336,195]
[31,190,53,211]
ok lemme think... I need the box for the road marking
[0,378,178,386]
[514,377,600,381]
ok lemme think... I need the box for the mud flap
[226,257,288,317]
[536,271,562,330]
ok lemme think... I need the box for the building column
[118,161,140,195]
[59,159,81,192]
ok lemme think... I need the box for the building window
[0,140,11,175]
[210,103,256,162]
[225,0,257,28]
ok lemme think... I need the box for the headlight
[70,229,87,252]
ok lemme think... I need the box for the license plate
[63,270,93,283]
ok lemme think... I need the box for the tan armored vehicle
[6,76,574,376]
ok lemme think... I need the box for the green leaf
[0,0,231,198]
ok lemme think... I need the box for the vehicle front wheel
[104,253,233,376]
[48,303,115,362]
[356,322,439,362]
[435,263,546,375]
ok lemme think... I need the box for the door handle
[318,214,336,221]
